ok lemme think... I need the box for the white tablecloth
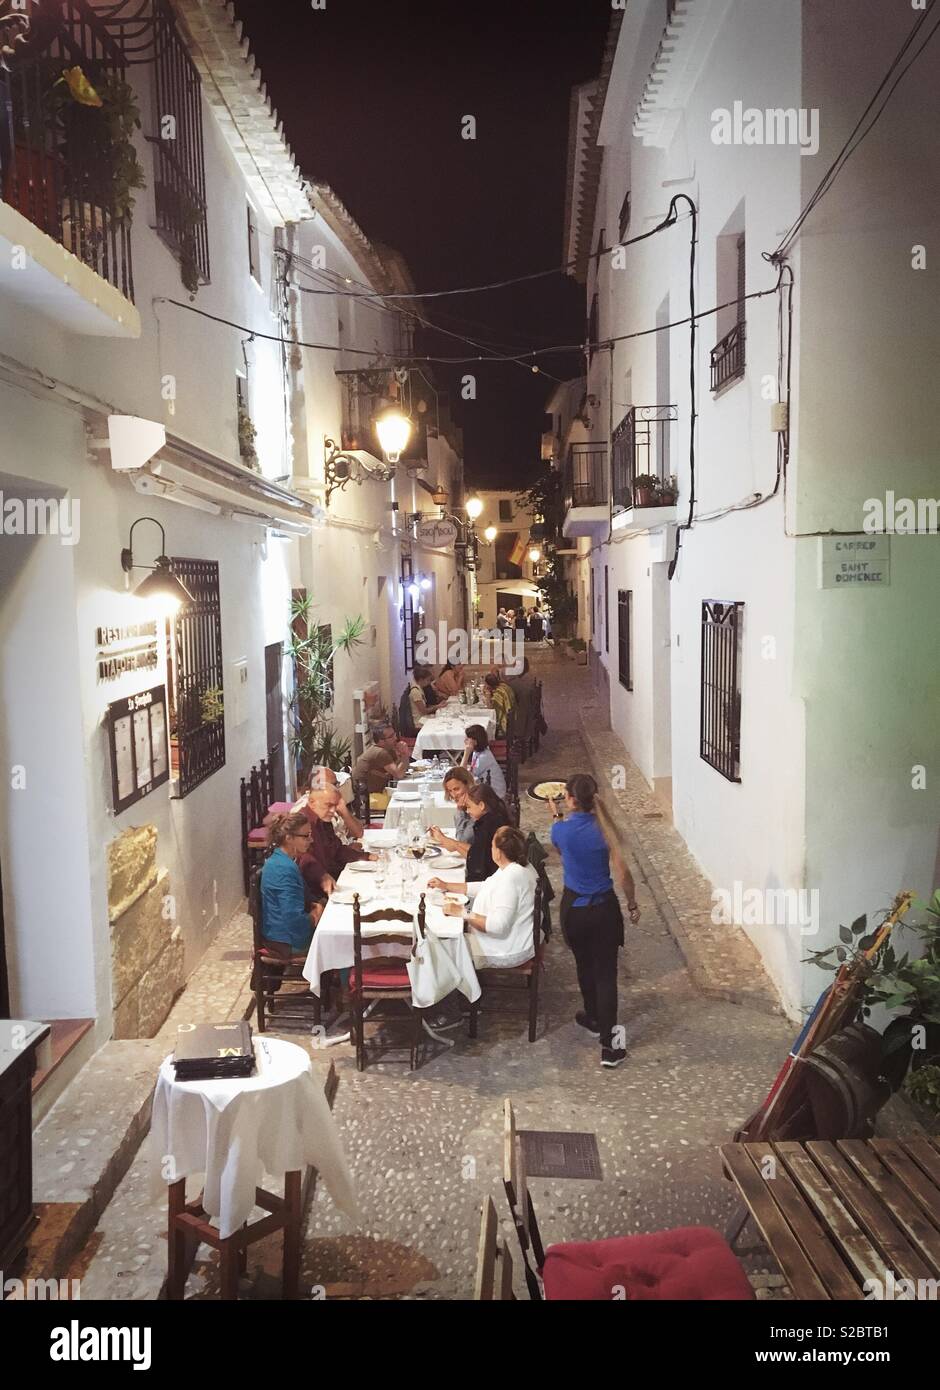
[382,788,457,831]
[302,861,480,1007]
[414,706,496,756]
[150,1037,358,1239]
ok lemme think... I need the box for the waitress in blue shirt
[260,812,325,957]
[550,774,640,1069]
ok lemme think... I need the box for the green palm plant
[288,598,365,780]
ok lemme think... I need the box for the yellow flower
[60,67,103,108]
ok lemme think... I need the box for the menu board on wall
[107,685,170,814]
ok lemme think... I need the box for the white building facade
[0,0,460,1106]
[563,0,940,1017]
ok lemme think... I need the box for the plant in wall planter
[200,685,224,726]
[632,474,660,508]
[660,474,679,506]
[237,400,260,472]
[288,599,365,783]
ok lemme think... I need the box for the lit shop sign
[96,621,160,682]
[106,684,170,814]
[415,517,458,549]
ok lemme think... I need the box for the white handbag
[407,926,463,1008]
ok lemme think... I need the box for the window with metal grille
[401,555,416,671]
[604,566,609,653]
[168,559,225,796]
[151,0,209,290]
[618,590,633,690]
[700,600,743,782]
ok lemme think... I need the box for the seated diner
[459,723,506,799]
[433,825,538,969]
[260,812,324,958]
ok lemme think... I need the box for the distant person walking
[550,773,640,1069]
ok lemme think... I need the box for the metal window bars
[699,600,743,782]
[169,558,226,797]
[563,443,608,512]
[618,589,632,691]
[611,406,678,510]
[0,0,136,299]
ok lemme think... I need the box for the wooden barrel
[803,1025,890,1139]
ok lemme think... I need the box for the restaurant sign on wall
[415,517,458,550]
[97,621,160,682]
[106,685,170,814]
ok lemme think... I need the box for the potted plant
[51,66,146,233]
[660,474,678,506]
[632,474,660,508]
[805,889,940,1096]
[154,181,204,293]
[288,600,365,784]
[238,399,260,471]
[200,685,224,726]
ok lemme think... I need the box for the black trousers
[560,888,623,1048]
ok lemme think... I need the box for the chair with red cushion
[351,895,426,1071]
[249,869,320,1033]
[502,1099,754,1302]
[468,880,543,1043]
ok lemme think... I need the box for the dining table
[413,701,497,758]
[301,849,481,1008]
[381,781,458,831]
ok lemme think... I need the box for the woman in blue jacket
[260,812,324,956]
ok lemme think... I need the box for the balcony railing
[710,322,746,392]
[563,443,607,512]
[611,406,677,510]
[0,1,136,301]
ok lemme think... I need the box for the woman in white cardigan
[429,824,538,969]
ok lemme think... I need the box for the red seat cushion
[541,1226,754,1302]
[349,965,411,990]
[266,801,293,817]
[247,827,268,845]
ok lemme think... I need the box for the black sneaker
[601,1046,627,1068]
[575,1011,600,1036]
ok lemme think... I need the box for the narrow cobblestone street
[74,659,796,1301]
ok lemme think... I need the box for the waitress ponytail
[565,774,626,860]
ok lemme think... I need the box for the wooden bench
[721,1137,940,1299]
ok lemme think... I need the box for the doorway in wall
[264,643,286,802]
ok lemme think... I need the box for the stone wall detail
[108,826,184,1039]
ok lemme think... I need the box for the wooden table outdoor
[721,1137,940,1300]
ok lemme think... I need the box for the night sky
[231,0,612,487]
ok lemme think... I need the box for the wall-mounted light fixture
[483,525,498,543]
[121,517,193,612]
[465,494,484,521]
[374,408,413,464]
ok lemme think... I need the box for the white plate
[345,860,379,873]
[332,888,372,905]
[394,791,422,802]
[433,852,465,868]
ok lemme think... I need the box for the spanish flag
[508,533,526,567]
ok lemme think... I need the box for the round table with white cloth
[150,1037,358,1239]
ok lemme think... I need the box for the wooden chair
[241,757,285,895]
[351,894,426,1071]
[531,681,544,756]
[474,1196,515,1300]
[468,880,543,1043]
[501,1099,754,1302]
[249,868,320,1032]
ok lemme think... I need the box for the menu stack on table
[173,1021,256,1081]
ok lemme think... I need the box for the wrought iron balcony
[611,406,678,510]
[710,321,746,392]
[563,443,607,512]
[0,0,138,301]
